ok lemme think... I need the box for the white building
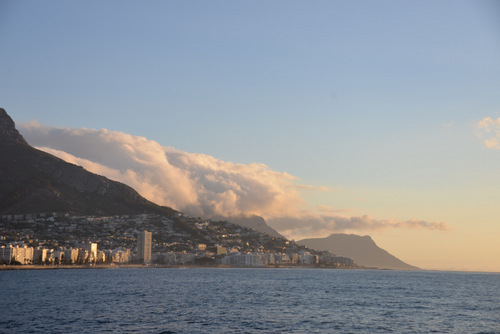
[1,245,34,264]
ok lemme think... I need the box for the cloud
[18,121,449,239]
[19,121,305,220]
[476,117,500,149]
[295,184,332,192]
[269,211,450,240]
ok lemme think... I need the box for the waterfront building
[221,253,265,267]
[96,250,106,263]
[50,249,65,263]
[318,253,354,267]
[176,252,196,265]
[300,251,317,265]
[79,242,98,262]
[0,245,13,264]
[155,252,177,265]
[1,245,34,264]
[261,253,276,265]
[77,249,90,263]
[109,248,130,263]
[137,230,152,264]
[64,248,80,264]
[34,247,48,264]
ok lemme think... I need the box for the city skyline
[1,1,499,272]
[2,213,359,268]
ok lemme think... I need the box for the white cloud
[19,121,304,219]
[269,212,450,240]
[476,117,500,149]
[18,121,449,239]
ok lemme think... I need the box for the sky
[1,0,500,272]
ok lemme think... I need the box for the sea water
[1,268,499,333]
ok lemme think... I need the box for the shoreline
[3,265,495,273]
[0,264,151,270]
[0,264,362,271]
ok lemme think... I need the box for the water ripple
[1,268,500,333]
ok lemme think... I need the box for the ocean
[1,268,499,333]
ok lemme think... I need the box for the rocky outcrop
[0,108,27,144]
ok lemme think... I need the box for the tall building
[138,230,152,264]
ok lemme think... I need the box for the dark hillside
[0,108,176,216]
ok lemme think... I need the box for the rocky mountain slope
[0,108,175,216]
[217,215,284,239]
[298,233,419,270]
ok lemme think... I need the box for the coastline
[0,264,151,270]
[0,264,360,271]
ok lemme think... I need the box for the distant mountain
[298,234,419,270]
[0,108,176,216]
[220,215,284,239]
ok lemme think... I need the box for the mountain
[0,108,176,216]
[298,234,419,270]
[221,215,284,239]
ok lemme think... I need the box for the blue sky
[1,1,500,271]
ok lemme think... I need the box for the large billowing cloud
[476,117,500,149]
[19,121,305,219]
[18,121,449,239]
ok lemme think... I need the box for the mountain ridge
[298,233,419,270]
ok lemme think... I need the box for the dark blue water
[1,268,499,333]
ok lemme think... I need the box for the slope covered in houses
[1,212,354,268]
